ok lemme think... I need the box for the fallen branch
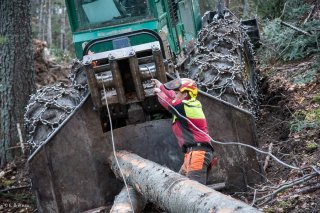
[6,146,23,151]
[280,21,312,36]
[283,183,320,199]
[255,172,318,206]
[16,123,25,154]
[0,185,30,193]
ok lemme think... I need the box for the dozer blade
[29,92,263,212]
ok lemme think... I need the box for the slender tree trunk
[38,0,43,39]
[0,0,35,167]
[224,0,229,8]
[42,0,46,41]
[60,6,66,50]
[243,0,249,18]
[47,0,52,47]
[110,151,261,213]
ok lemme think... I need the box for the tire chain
[24,60,88,153]
[184,15,260,115]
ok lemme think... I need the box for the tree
[0,0,35,167]
[47,0,52,46]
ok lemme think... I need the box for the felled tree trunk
[110,151,261,213]
[110,186,146,213]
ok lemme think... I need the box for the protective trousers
[179,149,214,185]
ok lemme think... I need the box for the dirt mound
[33,39,71,88]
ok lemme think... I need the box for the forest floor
[249,56,320,212]
[0,41,319,212]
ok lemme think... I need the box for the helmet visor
[163,78,181,90]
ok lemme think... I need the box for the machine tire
[24,83,84,152]
[25,60,89,153]
[185,13,259,114]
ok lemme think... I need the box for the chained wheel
[185,13,259,115]
[25,61,88,153]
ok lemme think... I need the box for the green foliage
[256,0,320,62]
[293,55,320,84]
[290,120,317,133]
[290,109,320,133]
[259,9,320,62]
[2,179,15,187]
[0,36,7,45]
[278,200,292,209]
[312,93,320,103]
[306,142,318,151]
[252,0,286,19]
[49,47,74,63]
[282,0,311,20]
[292,69,317,84]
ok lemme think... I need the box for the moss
[312,93,320,103]
[306,142,318,151]
[278,200,291,209]
[2,179,15,187]
[315,108,320,123]
[0,36,7,45]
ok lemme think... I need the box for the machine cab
[66,0,202,60]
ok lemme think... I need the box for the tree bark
[0,0,35,167]
[110,186,146,213]
[110,151,261,213]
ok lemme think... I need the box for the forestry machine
[25,0,263,212]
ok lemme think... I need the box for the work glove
[151,79,162,88]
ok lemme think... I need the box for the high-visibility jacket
[157,85,211,148]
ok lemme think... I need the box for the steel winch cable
[102,83,135,213]
[155,89,302,171]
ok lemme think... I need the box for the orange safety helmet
[164,78,198,98]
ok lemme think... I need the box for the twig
[260,105,281,108]
[283,183,320,199]
[280,21,312,36]
[0,185,30,193]
[263,143,273,171]
[251,189,257,206]
[16,123,25,154]
[6,146,23,151]
[312,166,320,175]
[279,2,288,20]
[303,5,315,25]
[296,183,320,194]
